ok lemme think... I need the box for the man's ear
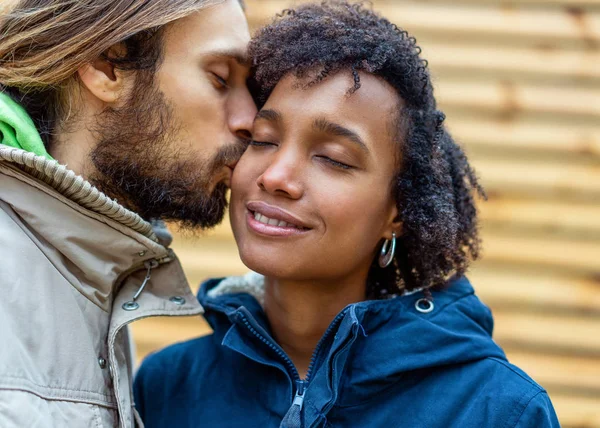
[77,46,127,104]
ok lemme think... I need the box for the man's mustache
[213,139,249,168]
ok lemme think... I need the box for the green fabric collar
[0,91,53,160]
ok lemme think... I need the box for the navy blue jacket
[134,275,559,427]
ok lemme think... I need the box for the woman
[134,2,559,427]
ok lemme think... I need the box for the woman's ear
[383,205,402,240]
[77,45,127,104]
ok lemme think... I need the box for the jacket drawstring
[122,260,159,311]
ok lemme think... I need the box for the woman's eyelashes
[249,140,354,170]
[248,140,276,147]
[315,155,353,170]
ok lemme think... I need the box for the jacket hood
[199,273,506,384]
[0,92,52,159]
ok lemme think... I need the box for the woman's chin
[238,251,297,279]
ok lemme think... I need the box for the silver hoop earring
[378,232,396,268]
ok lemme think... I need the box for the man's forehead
[164,1,250,60]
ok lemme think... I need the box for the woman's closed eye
[249,140,277,147]
[249,140,355,170]
[315,155,354,170]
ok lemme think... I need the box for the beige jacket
[0,145,204,427]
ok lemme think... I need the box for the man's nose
[228,87,257,141]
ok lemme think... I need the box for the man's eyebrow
[313,117,369,153]
[254,109,282,124]
[206,49,249,66]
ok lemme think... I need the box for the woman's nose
[256,151,303,199]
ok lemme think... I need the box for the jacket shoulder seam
[486,357,545,390]
[511,390,547,428]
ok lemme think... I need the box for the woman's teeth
[253,211,300,229]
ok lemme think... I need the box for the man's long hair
[0,0,221,148]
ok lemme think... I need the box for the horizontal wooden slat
[131,315,211,343]
[471,265,600,312]
[247,1,600,45]
[551,394,600,428]
[423,42,600,81]
[479,197,600,237]
[494,309,600,355]
[482,231,600,273]
[473,157,600,200]
[436,80,600,118]
[508,350,600,393]
[451,118,600,158]
[172,236,245,285]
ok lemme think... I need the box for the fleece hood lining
[208,271,267,306]
[207,272,427,310]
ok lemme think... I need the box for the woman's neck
[263,275,367,379]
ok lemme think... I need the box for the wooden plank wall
[132,1,600,427]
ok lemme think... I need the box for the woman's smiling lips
[246,201,311,237]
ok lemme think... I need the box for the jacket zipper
[238,306,351,413]
[304,308,350,383]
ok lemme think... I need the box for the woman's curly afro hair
[248,1,485,297]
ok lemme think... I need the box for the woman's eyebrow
[313,117,369,154]
[254,109,282,124]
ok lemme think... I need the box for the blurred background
[131,1,600,427]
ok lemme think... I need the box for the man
[0,0,256,426]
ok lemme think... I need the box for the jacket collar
[0,145,176,310]
[199,273,506,414]
[0,145,156,239]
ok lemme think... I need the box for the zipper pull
[279,380,308,428]
[280,380,307,428]
[293,380,307,409]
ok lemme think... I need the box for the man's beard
[88,74,246,230]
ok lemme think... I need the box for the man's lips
[246,201,311,230]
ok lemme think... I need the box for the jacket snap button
[98,357,107,369]
[122,301,139,311]
[169,296,186,305]
[415,298,434,314]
